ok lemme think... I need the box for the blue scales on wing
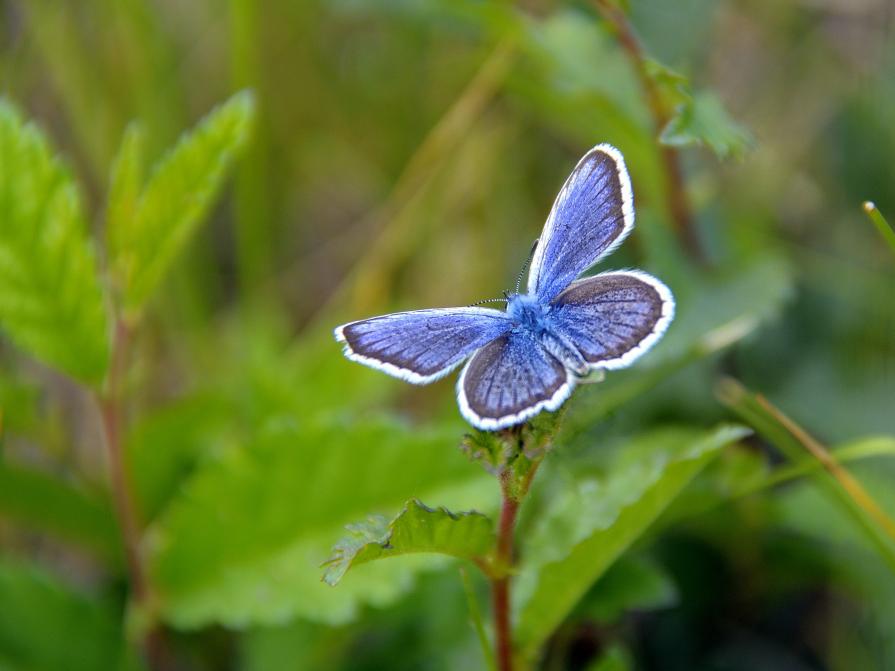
[548,271,674,371]
[335,308,511,384]
[527,145,634,302]
[457,330,573,431]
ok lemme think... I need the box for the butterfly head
[506,293,549,334]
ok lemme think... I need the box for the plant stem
[863,201,895,256]
[489,449,544,671]
[593,0,704,262]
[100,320,147,598]
[754,393,895,542]
[493,470,519,671]
[98,319,167,669]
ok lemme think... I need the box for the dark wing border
[551,269,674,371]
[455,333,575,431]
[527,143,635,300]
[335,307,510,385]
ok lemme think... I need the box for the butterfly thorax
[506,294,589,376]
[506,294,549,333]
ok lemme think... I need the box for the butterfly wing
[527,144,634,302]
[547,270,674,370]
[335,308,511,384]
[457,330,574,431]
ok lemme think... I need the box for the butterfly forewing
[336,308,511,384]
[547,270,674,370]
[457,331,574,431]
[527,145,634,302]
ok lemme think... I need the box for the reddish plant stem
[493,472,519,671]
[100,400,146,603]
[487,449,545,671]
[100,320,148,600]
[98,319,167,669]
[593,0,704,262]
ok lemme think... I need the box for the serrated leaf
[106,123,145,258]
[322,499,493,586]
[0,559,136,671]
[110,91,255,313]
[147,416,494,628]
[0,99,109,383]
[643,58,690,109]
[515,424,750,660]
[660,90,754,160]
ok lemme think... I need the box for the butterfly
[335,144,674,431]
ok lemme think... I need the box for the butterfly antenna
[514,238,540,294]
[467,297,508,307]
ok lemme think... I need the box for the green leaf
[0,99,109,383]
[0,462,120,563]
[322,499,493,586]
[660,91,754,160]
[0,559,135,671]
[126,393,230,523]
[106,123,145,259]
[515,424,750,660]
[110,91,255,314]
[147,416,494,628]
[580,554,678,623]
[643,58,690,109]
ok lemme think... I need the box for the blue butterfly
[335,145,674,431]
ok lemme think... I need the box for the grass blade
[863,201,895,256]
[717,378,895,570]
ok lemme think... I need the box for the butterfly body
[506,293,548,333]
[335,144,675,431]
[505,293,589,377]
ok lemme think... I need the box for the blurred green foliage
[0,1,893,670]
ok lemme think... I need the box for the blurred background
[1,0,894,669]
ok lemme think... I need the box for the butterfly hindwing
[527,144,634,302]
[457,330,574,431]
[547,270,674,370]
[335,308,511,384]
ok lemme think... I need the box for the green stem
[863,201,895,256]
[717,378,895,573]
